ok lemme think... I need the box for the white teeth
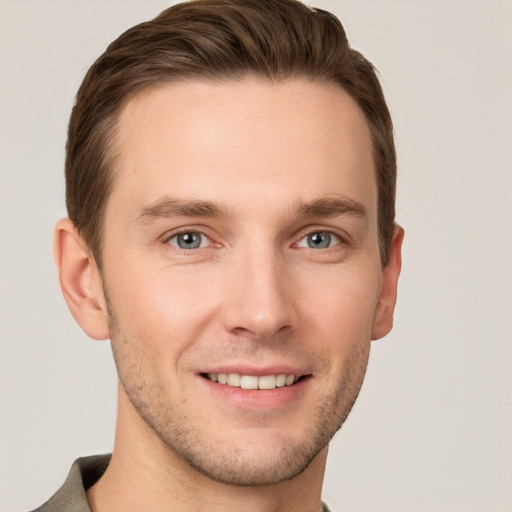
[240,375,259,389]
[258,375,276,390]
[227,373,241,387]
[207,373,297,389]
[276,374,287,387]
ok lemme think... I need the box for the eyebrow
[136,197,230,224]
[294,196,367,220]
[135,195,367,224]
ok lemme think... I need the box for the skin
[55,78,403,512]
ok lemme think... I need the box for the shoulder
[29,455,111,512]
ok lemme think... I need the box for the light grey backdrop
[1,1,511,511]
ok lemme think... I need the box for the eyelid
[293,226,350,247]
[162,226,220,249]
[160,224,350,252]
[167,232,209,249]
[296,231,342,249]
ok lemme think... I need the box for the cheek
[298,262,381,348]
[105,261,221,349]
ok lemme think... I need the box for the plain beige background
[1,1,511,511]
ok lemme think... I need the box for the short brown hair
[66,0,396,266]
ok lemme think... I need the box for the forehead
[109,78,376,222]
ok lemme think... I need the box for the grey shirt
[31,454,332,512]
[31,455,110,512]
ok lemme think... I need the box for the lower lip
[200,375,310,410]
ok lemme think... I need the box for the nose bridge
[223,241,296,338]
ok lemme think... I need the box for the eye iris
[307,232,331,249]
[177,233,201,249]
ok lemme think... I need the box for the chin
[141,382,357,487]
[162,427,330,487]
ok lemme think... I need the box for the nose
[221,247,297,339]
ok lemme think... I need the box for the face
[98,78,397,485]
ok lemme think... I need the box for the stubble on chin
[106,296,371,487]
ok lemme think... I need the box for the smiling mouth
[202,373,304,390]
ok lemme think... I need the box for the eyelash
[165,229,217,253]
[164,227,347,254]
[294,230,343,249]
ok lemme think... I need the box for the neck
[87,385,327,512]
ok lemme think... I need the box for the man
[35,0,403,510]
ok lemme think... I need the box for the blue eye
[168,232,209,250]
[297,231,341,249]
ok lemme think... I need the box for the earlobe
[54,218,110,340]
[371,224,404,341]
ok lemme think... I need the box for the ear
[54,218,110,340]
[371,224,404,340]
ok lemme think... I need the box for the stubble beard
[106,300,371,487]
